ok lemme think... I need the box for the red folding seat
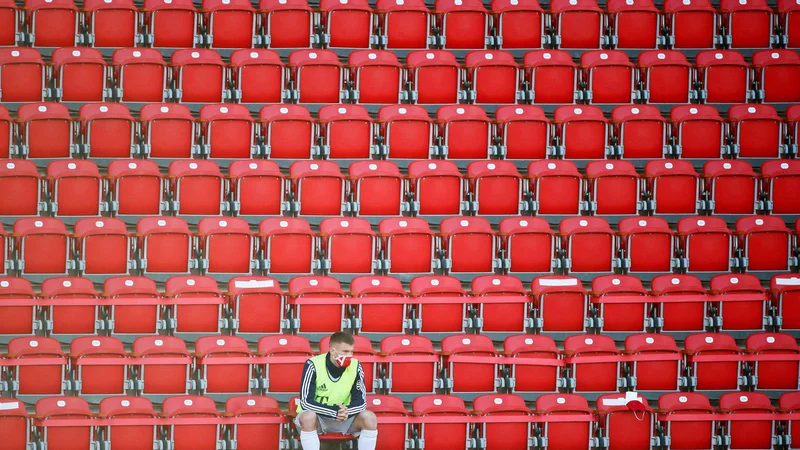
[195,336,257,395]
[162,396,223,450]
[378,105,434,160]
[789,104,800,147]
[746,332,800,391]
[464,50,520,104]
[703,160,758,215]
[319,0,374,48]
[132,336,192,396]
[287,50,343,104]
[407,160,465,216]
[669,105,725,159]
[467,161,523,216]
[46,160,105,218]
[491,0,544,49]
[6,336,68,396]
[781,393,800,450]
[24,0,78,47]
[73,218,133,276]
[638,50,693,104]
[42,277,100,338]
[0,106,10,158]
[0,48,45,103]
[607,0,661,49]
[259,105,315,160]
[225,396,284,450]
[439,217,498,275]
[202,0,257,49]
[107,160,164,218]
[695,50,752,104]
[644,160,701,215]
[111,48,168,103]
[553,105,610,160]
[375,0,431,49]
[532,276,588,333]
[70,336,131,395]
[618,217,675,274]
[228,160,284,217]
[16,103,74,159]
[499,217,556,275]
[564,334,622,393]
[0,0,18,46]
[580,51,636,104]
[34,397,95,450]
[677,216,733,274]
[762,160,800,215]
[434,0,489,49]
[349,276,409,336]
[472,394,532,450]
[171,49,227,103]
[585,160,640,215]
[50,47,108,102]
[227,277,283,336]
[610,105,667,160]
[197,217,256,275]
[560,217,615,274]
[495,105,550,160]
[349,51,403,105]
[728,105,784,159]
[658,393,717,450]
[143,0,198,48]
[736,216,792,272]
[504,334,563,393]
[406,50,463,104]
[624,334,683,391]
[78,104,135,159]
[138,103,197,159]
[523,50,578,104]
[13,218,71,276]
[753,50,800,103]
[592,275,650,333]
[100,397,159,450]
[198,104,256,160]
[257,334,314,393]
[319,217,378,275]
[290,161,346,216]
[685,332,743,391]
[711,273,769,332]
[105,276,163,336]
[651,274,709,333]
[596,394,654,450]
[535,394,595,450]
[441,334,502,394]
[412,396,471,450]
[437,105,497,160]
[317,105,375,159]
[229,49,285,104]
[0,398,29,450]
[779,0,800,48]
[773,274,800,330]
[137,217,194,275]
[82,0,138,47]
[471,275,531,332]
[721,0,775,49]
[168,160,225,216]
[527,160,582,216]
[719,392,777,450]
[259,218,316,275]
[349,161,404,217]
[549,0,604,49]
[662,0,718,49]
[165,276,225,335]
[379,218,436,275]
[410,275,470,333]
[287,276,347,334]
[0,277,36,337]
[260,0,313,48]
[0,160,43,217]
[380,335,439,393]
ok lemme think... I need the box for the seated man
[296,331,378,449]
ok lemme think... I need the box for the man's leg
[297,411,321,450]
[353,410,378,450]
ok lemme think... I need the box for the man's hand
[336,404,348,422]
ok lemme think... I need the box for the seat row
[2,331,798,401]
[2,0,798,52]
[2,47,800,105]
[1,270,799,340]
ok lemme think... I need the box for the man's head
[328,332,355,368]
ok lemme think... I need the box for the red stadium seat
[703,160,758,215]
[73,218,133,276]
[317,104,375,159]
[0,48,45,102]
[79,103,135,159]
[379,218,436,275]
[7,336,67,396]
[728,104,785,159]
[349,50,403,104]
[0,0,19,46]
[198,104,256,159]
[464,50,520,104]
[257,334,314,394]
[553,105,609,160]
[467,160,524,216]
[677,216,733,274]
[137,217,194,275]
[259,105,315,160]
[406,50,463,104]
[349,276,409,336]
[618,216,675,274]
[596,394,654,450]
[644,159,701,215]
[228,276,283,335]
[684,333,743,391]
[171,49,227,103]
[559,217,616,274]
[0,106,10,158]
[720,0,775,49]
[260,0,313,48]
[144,0,198,48]
[407,160,465,216]
[229,49,285,104]
[772,274,800,331]
[16,103,74,159]
[638,50,693,104]
[412,395,471,450]
[380,335,439,393]
[564,334,622,393]
[319,217,378,275]
[736,216,792,272]
[781,392,800,450]
[138,103,197,159]
[746,332,800,391]
[762,160,800,215]
[259,218,317,275]
[376,0,431,49]
[662,0,718,49]
[107,160,165,217]
[195,335,257,395]
[378,105,434,160]
[349,161,404,217]
[42,277,100,337]
[228,160,285,217]
[100,397,159,450]
[288,276,347,334]
[225,396,284,450]
[580,50,636,104]
[499,217,556,275]
[439,217,498,275]
[531,275,589,333]
[14,218,71,276]
[624,334,683,391]
[197,217,256,275]
[471,275,531,333]
[658,393,716,450]
[24,0,79,47]
[0,277,36,337]
[0,160,43,217]
[290,161,346,216]
[441,334,502,394]
[165,275,224,335]
[0,398,30,450]
[592,274,650,333]
[410,275,470,333]
[111,48,168,103]
[434,0,489,49]
[83,0,138,48]
[752,50,800,103]
[46,160,105,218]
[34,397,94,450]
[669,105,725,160]
[584,160,641,215]
[607,0,661,49]
[168,160,225,216]
[504,334,563,393]
[719,392,777,450]
[202,0,257,49]
[70,336,130,395]
[105,276,162,336]
[319,0,375,48]
[491,0,544,49]
[711,273,769,332]
[495,105,550,160]
[527,160,583,215]
[535,394,595,450]
[288,50,344,104]
[778,0,800,48]
[162,396,223,449]
[51,47,107,102]
[611,105,667,160]
[436,105,495,160]
[523,50,578,104]
[549,0,604,49]
[695,50,752,104]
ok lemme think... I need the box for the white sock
[358,429,378,450]
[300,430,320,450]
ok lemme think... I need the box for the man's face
[330,341,355,360]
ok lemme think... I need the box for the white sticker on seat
[29,340,38,347]
[280,107,289,114]
[605,163,614,169]
[249,163,258,169]
[251,52,259,58]
[679,396,687,403]
[748,107,756,113]
[767,336,775,343]
[665,162,673,169]
[38,106,47,112]
[189,163,198,169]
[585,338,593,345]
[671,278,680,285]
[100,106,108,113]
[431,279,440,286]
[248,399,256,406]
[689,108,698,114]
[599,53,608,60]
[92,340,101,347]
[68,163,77,170]
[0,281,7,287]
[543,53,551,59]
[373,398,382,405]
[57,401,66,407]
[216,339,225,345]
[398,108,407,114]
[121,400,130,407]
[155,339,163,346]
[161,106,169,113]
[220,107,228,114]
[280,221,289,227]
[234,280,274,288]
[0,402,20,410]
[631,108,639,114]
[187,279,195,286]
[309,279,318,286]
[219,220,228,227]
[730,277,738,284]
[157,220,167,226]
[428,163,437,169]
[279,338,288,345]
[462,338,471,345]
[485,53,494,60]
[781,163,789,169]
[399,221,408,227]
[487,163,496,170]
[657,53,665,60]
[775,277,800,286]
[456,108,465,114]
[369,164,378,170]
[525,338,534,345]
[426,53,435,59]
[646,337,654,344]
[772,53,780,59]
[191,52,200,58]
[579,220,588,226]
[95,221,105,228]
[740,395,748,402]
[10,50,19,57]
[309,53,317,59]
[433,398,443,405]
[5,163,13,169]
[340,220,349,228]
[184,399,193,406]
[372,279,380,286]
[557,397,566,404]
[63,280,72,287]
[133,51,142,57]
[338,107,347,114]
[574,108,582,114]
[460,220,469,226]
[35,221,43,227]
[519,220,528,226]
[72,50,81,57]
[310,164,319,170]
[755,219,764,225]
[539,278,578,286]
[368,53,377,60]
[401,339,410,345]
[612,278,620,285]
[697,219,705,226]
[705,336,714,343]
[492,279,501,286]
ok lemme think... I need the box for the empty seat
[0,0,18,46]
[83,0,138,47]
[195,335,256,394]
[24,0,78,47]
[677,216,733,273]
[644,159,701,215]
[70,336,130,395]
[564,334,622,393]
[319,217,378,275]
[685,332,743,391]
[288,276,347,334]
[624,334,683,391]
[669,105,725,159]
[0,277,36,336]
[585,160,640,215]
[406,50,463,104]
[535,394,595,450]
[467,160,523,216]
[607,0,661,49]
[259,105,315,160]
[781,392,800,450]
[379,218,435,274]
[168,160,225,216]
[171,49,227,103]
[290,160,346,216]
[202,0,257,49]
[580,50,636,104]
[435,0,489,49]
[132,336,193,396]
[441,334,502,394]
[111,48,168,103]
[592,274,650,333]
[0,398,30,450]
[638,50,693,104]
[137,217,194,275]
[79,103,135,159]
[349,161,404,216]
[472,274,530,332]
[746,332,800,390]
[197,217,256,275]
[720,0,774,49]
[161,395,223,450]
[779,0,800,48]
[711,273,768,332]
[436,105,494,160]
[46,160,105,217]
[317,104,375,159]
[100,397,159,450]
[228,276,282,335]
[491,0,544,49]
[658,393,716,450]
[499,217,555,274]
[229,160,285,217]
[553,105,609,160]
[7,336,67,395]
[144,0,198,48]
[107,160,164,217]
[663,0,718,49]
[13,218,71,275]
[0,160,43,217]
[225,396,284,450]
[618,216,675,274]
[166,275,225,335]
[504,334,563,392]
[695,50,752,104]
[51,47,107,102]
[719,392,777,450]
[198,104,256,159]
[533,275,590,333]
[550,0,604,48]
[260,0,313,48]
[378,105,434,160]
[16,103,74,159]
[0,48,45,102]
[139,103,197,159]
[42,277,100,337]
[380,335,439,393]
[753,50,800,103]
[105,276,162,336]
[34,397,94,450]
[319,0,374,48]
[523,50,578,104]
[464,50,520,104]
[473,394,532,450]
[257,334,314,393]
[611,105,667,159]
[527,160,582,215]
[73,218,133,276]
[728,104,784,159]
[439,217,498,274]
[762,160,800,215]
[376,0,431,49]
[349,276,409,335]
[259,218,316,275]
[229,49,285,104]
[349,50,403,104]
[412,396,471,450]
[288,50,343,104]
[407,160,464,216]
[736,216,792,272]
[495,105,550,160]
[771,274,800,330]
[410,275,470,333]
[703,160,758,215]
[560,217,615,273]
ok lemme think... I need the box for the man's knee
[357,410,378,430]
[298,411,319,431]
